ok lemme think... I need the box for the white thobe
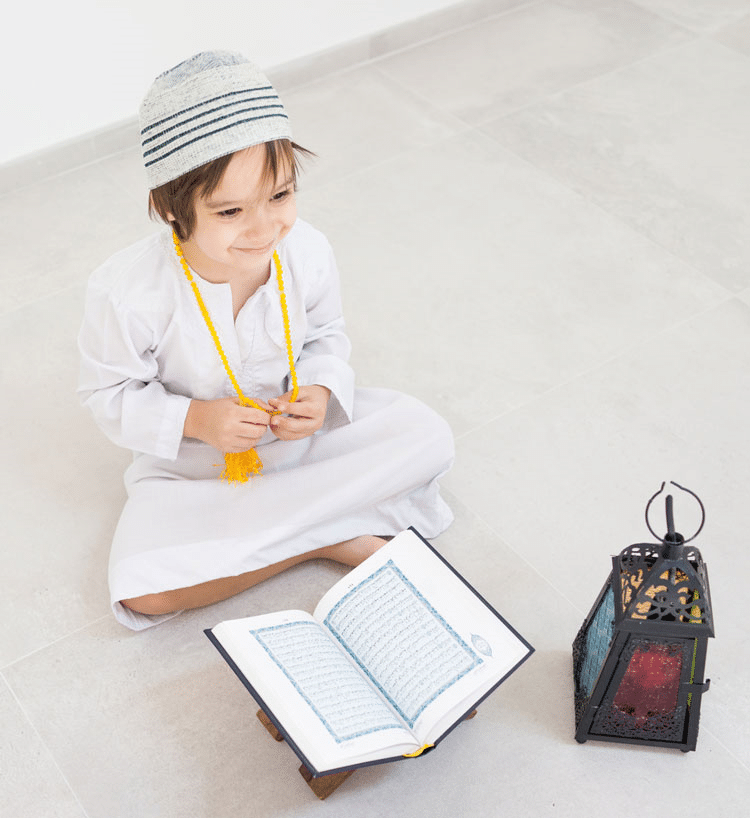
[78,219,453,630]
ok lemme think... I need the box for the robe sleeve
[77,282,190,460]
[293,239,355,428]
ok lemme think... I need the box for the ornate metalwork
[594,701,687,743]
[616,544,712,630]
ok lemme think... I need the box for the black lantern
[572,482,714,752]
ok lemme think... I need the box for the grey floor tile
[444,299,750,575]
[300,129,727,435]
[0,677,86,818]
[632,0,750,32]
[370,0,531,57]
[0,164,153,314]
[283,65,468,191]
[0,286,125,664]
[375,0,692,125]
[485,38,750,291]
[715,10,750,55]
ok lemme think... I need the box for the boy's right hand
[184,397,272,453]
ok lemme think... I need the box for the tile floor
[3,1,750,815]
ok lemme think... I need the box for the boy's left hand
[268,385,331,441]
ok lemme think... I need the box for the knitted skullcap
[139,51,292,190]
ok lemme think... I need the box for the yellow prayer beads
[172,230,299,482]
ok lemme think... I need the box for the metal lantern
[572,482,714,752]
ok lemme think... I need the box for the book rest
[256,707,478,800]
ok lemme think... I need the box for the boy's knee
[403,396,454,457]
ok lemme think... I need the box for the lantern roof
[613,484,715,638]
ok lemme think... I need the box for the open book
[206,528,533,776]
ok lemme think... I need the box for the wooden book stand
[256,707,478,800]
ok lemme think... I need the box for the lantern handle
[645,481,705,543]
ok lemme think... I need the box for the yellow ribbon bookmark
[403,743,434,758]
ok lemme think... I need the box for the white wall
[3,0,459,164]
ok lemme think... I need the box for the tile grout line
[364,0,543,70]
[701,722,750,775]
[1,669,94,818]
[452,291,739,444]
[627,0,750,36]
[473,118,738,306]
[474,150,744,312]
[443,494,589,618]
[371,6,715,132]
[266,0,544,98]
[471,31,750,129]
[0,281,92,321]
[2,613,113,672]
[362,33,740,302]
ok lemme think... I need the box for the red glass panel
[613,643,682,722]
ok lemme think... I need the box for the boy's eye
[218,208,241,217]
[272,188,294,202]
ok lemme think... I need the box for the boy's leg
[120,535,386,616]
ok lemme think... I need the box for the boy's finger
[271,414,311,433]
[239,407,271,425]
[251,399,274,414]
[270,398,313,418]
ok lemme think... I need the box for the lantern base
[574,731,699,752]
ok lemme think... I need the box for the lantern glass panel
[591,637,694,743]
[578,584,615,698]
[613,643,682,720]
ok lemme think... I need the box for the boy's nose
[245,207,274,235]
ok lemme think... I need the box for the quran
[206,528,533,777]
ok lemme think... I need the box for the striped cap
[139,51,292,190]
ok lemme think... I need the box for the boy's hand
[268,385,331,441]
[184,397,272,453]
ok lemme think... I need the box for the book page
[210,610,419,771]
[323,559,481,728]
[314,529,532,743]
[249,619,403,742]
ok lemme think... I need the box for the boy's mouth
[235,240,275,254]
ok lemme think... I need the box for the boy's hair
[149,138,312,241]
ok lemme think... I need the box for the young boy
[78,51,454,630]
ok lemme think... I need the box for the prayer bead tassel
[222,449,264,484]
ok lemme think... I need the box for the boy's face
[179,145,297,282]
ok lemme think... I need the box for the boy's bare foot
[320,535,388,567]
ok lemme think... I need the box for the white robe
[78,220,453,629]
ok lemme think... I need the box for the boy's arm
[77,283,190,460]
